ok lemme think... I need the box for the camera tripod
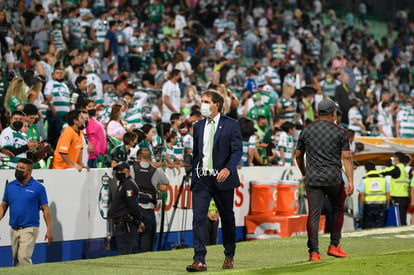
[161,171,192,250]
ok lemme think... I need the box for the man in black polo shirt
[296,98,354,261]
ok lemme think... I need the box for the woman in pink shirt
[83,100,108,168]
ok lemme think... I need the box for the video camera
[183,154,193,175]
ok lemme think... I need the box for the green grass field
[2,226,414,274]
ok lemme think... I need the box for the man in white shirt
[162,69,181,122]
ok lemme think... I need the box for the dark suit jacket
[334,84,352,125]
[191,115,243,191]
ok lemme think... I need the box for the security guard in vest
[357,161,390,229]
[132,148,169,252]
[108,161,144,255]
[377,152,411,225]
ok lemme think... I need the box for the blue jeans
[33,40,48,54]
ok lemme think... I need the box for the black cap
[318,99,339,116]
[113,161,130,170]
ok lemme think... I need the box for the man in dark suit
[334,73,352,126]
[186,90,243,272]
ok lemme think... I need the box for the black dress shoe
[186,260,207,272]
[222,256,234,269]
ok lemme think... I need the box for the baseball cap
[114,161,130,170]
[318,99,339,116]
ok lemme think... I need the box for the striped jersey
[213,17,228,34]
[241,135,256,166]
[0,126,28,168]
[79,8,94,27]
[70,17,82,39]
[92,18,108,44]
[320,79,340,99]
[86,73,104,104]
[50,29,65,51]
[271,42,287,59]
[277,131,294,165]
[44,80,71,117]
[125,91,148,128]
[397,106,414,138]
[265,66,281,90]
[255,68,267,87]
[278,97,297,122]
[173,130,184,161]
[347,107,363,135]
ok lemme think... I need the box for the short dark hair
[170,113,182,122]
[156,122,171,138]
[166,130,177,143]
[76,75,87,85]
[122,92,133,98]
[131,128,145,144]
[201,90,224,112]
[190,110,201,117]
[170,69,181,78]
[23,104,38,116]
[281,121,295,132]
[123,131,138,144]
[141,124,154,135]
[11,110,26,118]
[64,110,82,126]
[18,158,34,167]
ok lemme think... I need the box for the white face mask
[200,103,212,117]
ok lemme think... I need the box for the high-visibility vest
[390,163,410,197]
[362,171,386,205]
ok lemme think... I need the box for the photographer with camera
[132,148,169,252]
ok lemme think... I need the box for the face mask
[326,78,333,83]
[84,120,89,127]
[355,87,360,93]
[384,107,391,113]
[200,103,212,117]
[79,124,85,130]
[57,24,62,29]
[94,52,100,58]
[120,112,126,119]
[185,56,191,62]
[115,172,127,181]
[255,101,262,107]
[12,121,23,131]
[117,26,122,31]
[15,169,25,182]
[132,23,138,28]
[88,109,96,117]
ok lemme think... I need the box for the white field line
[341,225,414,237]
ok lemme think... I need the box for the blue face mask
[120,112,126,119]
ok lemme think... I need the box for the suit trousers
[191,176,236,263]
[306,183,345,254]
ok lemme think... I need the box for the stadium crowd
[0,0,414,171]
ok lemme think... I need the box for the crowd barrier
[0,166,366,267]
